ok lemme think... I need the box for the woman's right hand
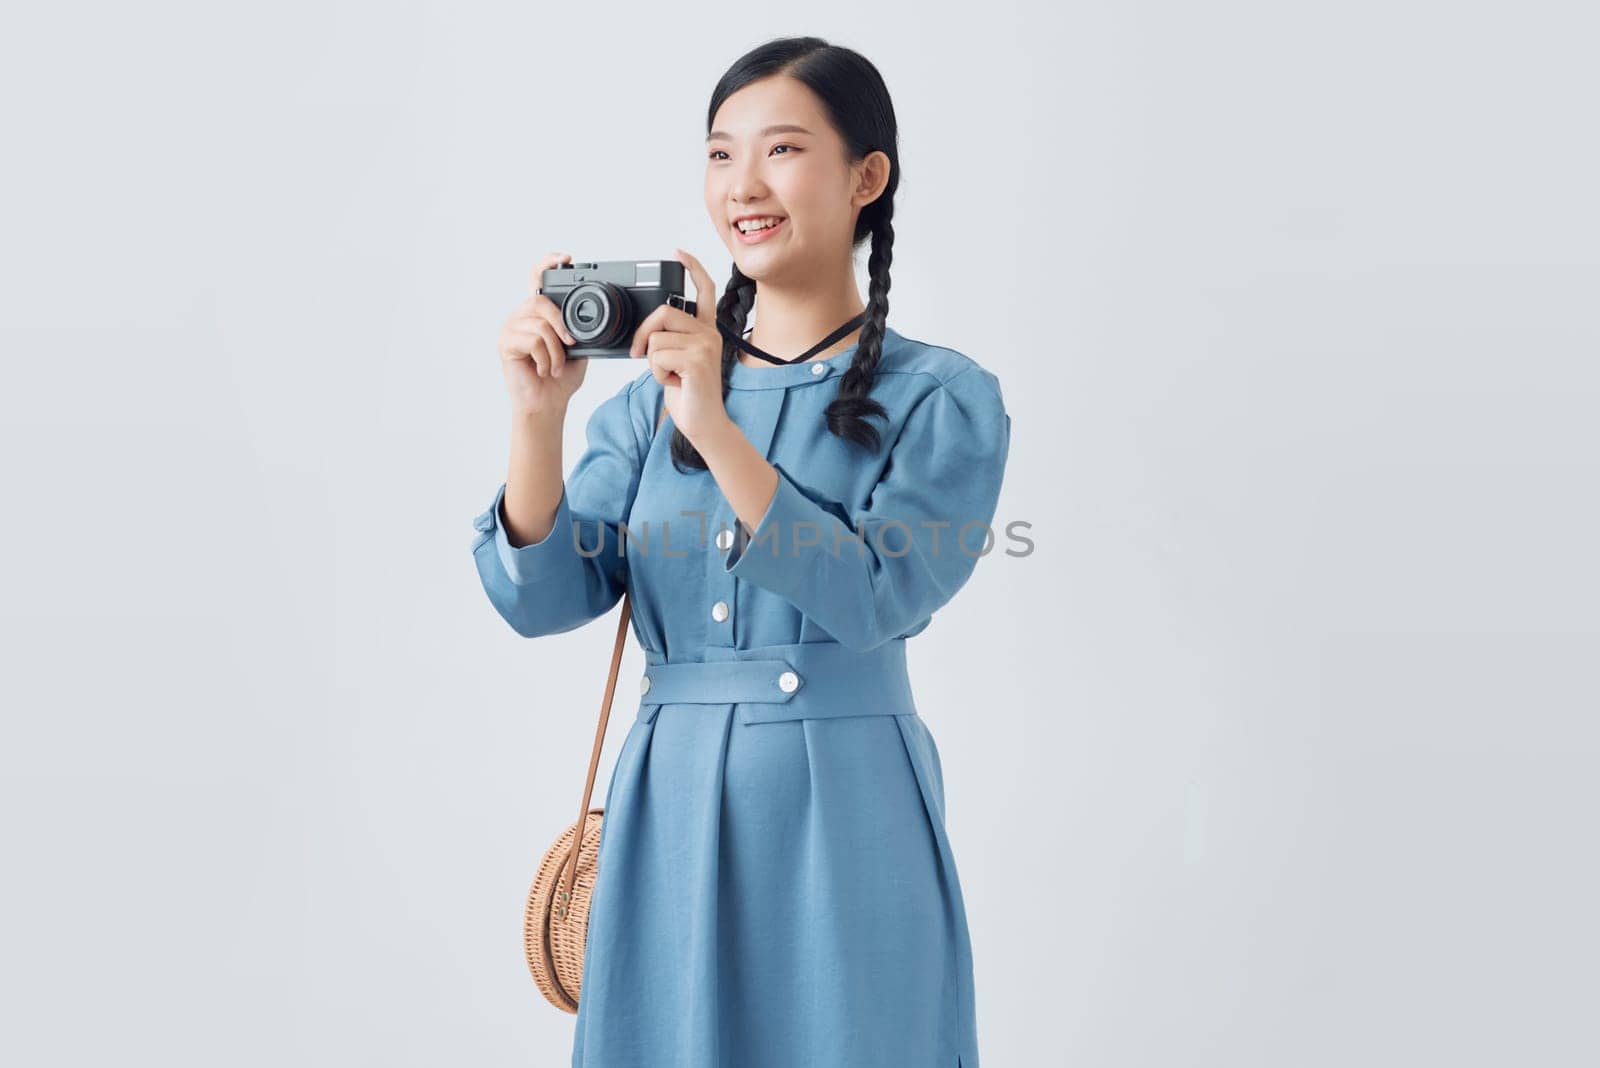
[498,252,589,417]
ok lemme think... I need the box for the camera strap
[716,310,870,366]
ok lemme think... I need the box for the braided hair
[670,37,899,472]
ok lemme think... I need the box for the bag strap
[558,394,668,908]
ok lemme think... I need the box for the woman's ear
[852,150,892,208]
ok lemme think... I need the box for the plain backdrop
[3,2,1596,1066]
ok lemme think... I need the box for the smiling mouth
[733,216,787,243]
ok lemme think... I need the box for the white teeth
[736,216,783,233]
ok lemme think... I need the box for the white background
[3,2,1596,1065]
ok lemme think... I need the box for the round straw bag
[523,593,635,1013]
[523,398,668,1013]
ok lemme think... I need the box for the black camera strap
[716,310,870,366]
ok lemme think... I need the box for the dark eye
[709,149,729,161]
[771,144,798,156]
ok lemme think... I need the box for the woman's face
[704,75,876,287]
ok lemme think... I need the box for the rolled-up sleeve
[472,377,646,638]
[722,365,1012,652]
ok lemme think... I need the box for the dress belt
[637,638,917,726]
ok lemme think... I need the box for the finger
[539,302,578,346]
[500,320,542,361]
[645,334,691,358]
[513,293,578,346]
[528,319,567,376]
[630,292,715,356]
[632,302,704,358]
[647,346,689,386]
[673,248,717,325]
[536,318,573,377]
[505,316,565,357]
[629,303,669,357]
[509,294,578,347]
[528,251,573,298]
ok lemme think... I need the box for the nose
[728,155,769,205]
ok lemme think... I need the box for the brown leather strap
[559,393,668,903]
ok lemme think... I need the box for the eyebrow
[706,124,814,143]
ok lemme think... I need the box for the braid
[824,198,894,452]
[671,263,755,472]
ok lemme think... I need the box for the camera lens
[562,282,632,348]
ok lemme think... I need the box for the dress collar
[725,325,899,391]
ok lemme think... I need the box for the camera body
[539,259,698,358]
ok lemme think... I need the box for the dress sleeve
[471,377,645,638]
[722,364,1012,652]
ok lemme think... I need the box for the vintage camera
[538,259,699,358]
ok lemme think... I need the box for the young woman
[473,37,1011,1068]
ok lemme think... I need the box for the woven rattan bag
[524,400,666,1013]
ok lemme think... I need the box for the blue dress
[471,325,1012,1068]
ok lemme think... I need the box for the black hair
[670,36,898,472]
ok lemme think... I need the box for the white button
[716,528,733,550]
[810,363,827,375]
[711,600,729,622]
[777,670,800,693]
[640,674,652,695]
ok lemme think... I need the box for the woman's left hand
[629,248,730,444]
